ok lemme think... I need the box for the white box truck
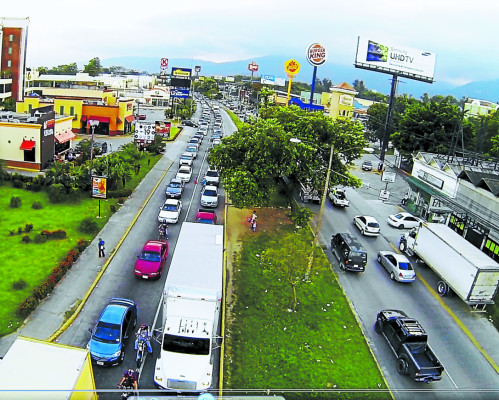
[154,222,224,392]
[399,223,499,309]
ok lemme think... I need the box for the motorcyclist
[158,223,168,239]
[119,368,138,390]
[134,324,153,354]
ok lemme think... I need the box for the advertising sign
[171,88,190,98]
[339,94,354,107]
[284,59,301,77]
[42,119,55,137]
[155,120,171,138]
[134,122,156,143]
[171,67,192,78]
[248,61,259,72]
[355,36,436,83]
[160,58,168,72]
[92,176,107,199]
[195,65,201,73]
[225,76,235,82]
[306,43,327,66]
[214,75,223,80]
[260,75,285,86]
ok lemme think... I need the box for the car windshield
[167,187,181,194]
[162,204,178,211]
[162,333,210,355]
[206,171,218,177]
[169,182,182,188]
[93,321,121,343]
[139,250,161,262]
[178,169,190,174]
[368,222,380,228]
[180,156,190,160]
[399,262,413,270]
[336,193,345,199]
[364,161,372,165]
[187,148,196,152]
[204,189,217,196]
[350,251,367,260]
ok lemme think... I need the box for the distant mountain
[101,56,498,103]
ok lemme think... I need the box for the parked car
[353,215,380,236]
[193,133,204,142]
[176,166,193,183]
[330,232,367,272]
[185,145,198,159]
[181,120,198,128]
[188,137,201,146]
[377,251,416,282]
[388,212,422,229]
[158,199,182,224]
[88,298,137,366]
[200,185,219,207]
[195,208,218,224]
[179,152,194,167]
[362,160,373,171]
[204,169,220,186]
[134,240,169,279]
[165,178,184,199]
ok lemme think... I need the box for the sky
[3,0,498,86]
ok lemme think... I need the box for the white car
[185,145,198,159]
[158,199,182,224]
[353,215,380,236]
[200,185,219,207]
[387,212,421,229]
[176,166,192,183]
[204,169,220,186]
[179,152,194,167]
[377,251,416,282]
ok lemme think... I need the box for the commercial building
[326,82,358,120]
[0,17,29,103]
[464,98,499,118]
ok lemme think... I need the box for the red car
[134,240,169,279]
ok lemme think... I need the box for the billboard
[92,176,107,199]
[260,75,286,86]
[171,67,192,78]
[135,122,156,143]
[155,120,171,138]
[355,36,436,83]
[225,76,235,82]
[171,88,190,98]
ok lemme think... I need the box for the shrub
[25,181,42,192]
[18,226,23,234]
[21,235,31,243]
[110,204,117,213]
[108,188,133,198]
[41,229,67,240]
[16,296,39,318]
[10,196,22,208]
[12,279,27,290]
[117,197,125,205]
[32,201,43,209]
[33,233,47,243]
[25,223,33,232]
[47,183,67,203]
[9,230,15,236]
[76,239,89,252]
[78,217,98,233]
[288,204,313,227]
[12,179,24,189]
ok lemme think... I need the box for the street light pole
[88,120,99,161]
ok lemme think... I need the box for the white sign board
[381,171,396,183]
[135,122,156,143]
[225,76,235,82]
[355,36,436,82]
[379,189,390,201]
[260,75,285,86]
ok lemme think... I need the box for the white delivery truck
[399,223,499,309]
[154,222,224,392]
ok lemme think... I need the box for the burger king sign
[306,43,327,66]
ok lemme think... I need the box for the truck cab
[375,309,444,383]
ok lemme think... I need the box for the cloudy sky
[3,0,498,85]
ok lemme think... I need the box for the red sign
[161,58,168,68]
[248,61,259,72]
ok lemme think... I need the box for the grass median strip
[224,222,389,399]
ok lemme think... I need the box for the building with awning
[0,336,97,400]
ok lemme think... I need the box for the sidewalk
[0,150,172,357]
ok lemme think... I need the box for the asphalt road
[58,100,235,398]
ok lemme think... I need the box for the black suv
[330,232,367,272]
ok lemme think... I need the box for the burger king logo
[306,43,327,66]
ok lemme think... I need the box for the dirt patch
[224,206,293,318]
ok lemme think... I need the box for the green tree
[366,102,388,142]
[83,57,102,76]
[1,97,16,111]
[48,63,79,74]
[353,79,367,97]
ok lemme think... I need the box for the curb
[47,160,173,342]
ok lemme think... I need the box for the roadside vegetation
[224,210,390,399]
[0,147,162,337]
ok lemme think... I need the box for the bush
[33,233,47,243]
[16,296,39,318]
[32,201,43,209]
[41,229,67,240]
[10,196,22,208]
[12,279,27,290]
[76,239,89,252]
[25,181,42,192]
[110,204,117,213]
[18,226,23,234]
[108,188,133,198]
[117,197,125,205]
[12,179,24,189]
[21,235,31,243]
[25,223,33,232]
[47,183,67,203]
[288,204,313,227]
[78,217,98,233]
[9,230,15,236]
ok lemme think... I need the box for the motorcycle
[135,330,149,368]
[118,383,136,400]
[158,224,168,240]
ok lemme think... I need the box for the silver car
[377,251,416,282]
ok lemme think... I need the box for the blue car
[88,298,137,366]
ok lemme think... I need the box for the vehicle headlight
[111,350,122,358]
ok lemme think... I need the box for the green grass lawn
[226,110,245,130]
[0,153,162,337]
[225,225,390,400]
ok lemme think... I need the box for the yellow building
[326,82,358,120]
[0,336,97,400]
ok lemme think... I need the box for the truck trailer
[399,223,499,309]
[154,222,224,392]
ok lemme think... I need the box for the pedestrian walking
[98,238,105,258]
[251,219,257,232]
[401,193,409,206]
[251,210,257,224]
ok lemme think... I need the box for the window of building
[8,47,12,55]
[70,106,75,116]
[24,148,35,163]
[59,106,64,115]
[7,60,12,68]
[484,238,499,262]
[9,34,14,42]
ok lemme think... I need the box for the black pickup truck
[374,309,444,383]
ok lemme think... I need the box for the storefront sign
[248,62,259,72]
[284,59,301,76]
[43,119,55,137]
[306,43,327,66]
